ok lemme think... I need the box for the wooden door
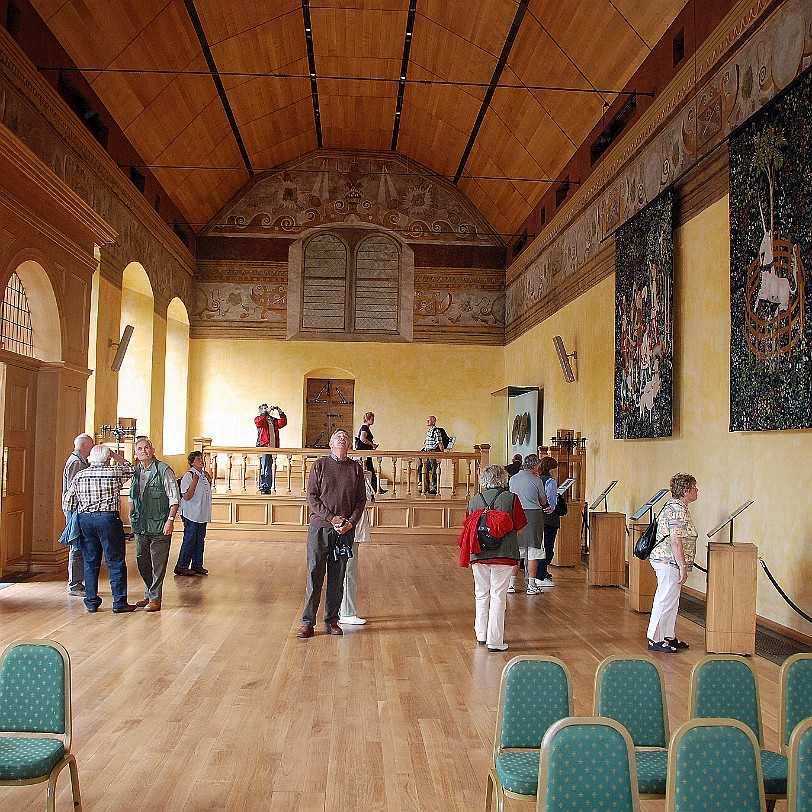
[0,362,37,573]
[305,378,355,448]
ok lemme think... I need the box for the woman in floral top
[646,472,698,653]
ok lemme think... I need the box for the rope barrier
[759,558,812,624]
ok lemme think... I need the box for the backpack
[475,490,513,551]
[633,514,660,559]
[438,426,452,450]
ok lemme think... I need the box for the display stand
[552,500,585,567]
[588,512,626,586]
[705,501,757,655]
[627,522,658,611]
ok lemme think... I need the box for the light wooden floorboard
[0,539,788,811]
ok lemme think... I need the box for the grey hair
[135,436,154,450]
[74,433,93,450]
[480,464,509,490]
[88,444,111,465]
[522,453,540,470]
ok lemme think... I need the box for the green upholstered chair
[690,654,787,802]
[484,656,573,812]
[787,716,812,812]
[537,717,640,812]
[666,718,766,812]
[0,639,81,812]
[593,654,669,799]
[780,653,812,755]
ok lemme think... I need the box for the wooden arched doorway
[304,370,355,448]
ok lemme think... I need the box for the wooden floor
[0,539,789,812]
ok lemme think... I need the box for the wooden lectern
[552,501,585,567]
[588,512,626,586]
[705,542,757,655]
[627,522,658,612]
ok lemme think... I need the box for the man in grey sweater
[297,429,366,638]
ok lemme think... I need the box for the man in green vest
[130,436,180,612]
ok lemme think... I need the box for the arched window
[302,234,348,332]
[355,234,400,332]
[1,272,34,357]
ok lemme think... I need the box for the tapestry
[729,68,812,431]
[614,191,674,439]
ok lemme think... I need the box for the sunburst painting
[729,68,812,431]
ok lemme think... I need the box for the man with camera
[254,403,287,494]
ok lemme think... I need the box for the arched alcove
[118,262,154,435]
[303,367,355,448]
[8,259,62,362]
[163,297,190,455]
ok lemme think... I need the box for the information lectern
[706,542,758,655]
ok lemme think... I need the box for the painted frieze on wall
[729,66,812,431]
[204,152,502,247]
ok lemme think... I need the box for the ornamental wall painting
[729,68,812,432]
[614,191,674,439]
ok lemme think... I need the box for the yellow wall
[505,196,812,636]
[187,339,504,453]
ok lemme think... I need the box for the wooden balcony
[193,438,490,542]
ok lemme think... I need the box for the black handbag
[554,494,568,516]
[633,515,660,560]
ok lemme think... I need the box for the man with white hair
[297,429,366,638]
[62,433,94,596]
[62,444,137,613]
[130,437,180,612]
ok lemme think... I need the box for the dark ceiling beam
[302,0,323,148]
[453,0,530,184]
[182,0,253,176]
[391,0,417,151]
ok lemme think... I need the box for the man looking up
[62,432,94,596]
[254,404,287,494]
[130,437,180,612]
[297,429,366,638]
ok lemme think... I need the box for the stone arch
[163,297,190,455]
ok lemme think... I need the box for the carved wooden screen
[305,378,355,448]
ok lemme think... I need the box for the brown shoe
[324,622,343,636]
[135,599,150,608]
[144,600,161,612]
[296,625,314,638]
[112,604,137,613]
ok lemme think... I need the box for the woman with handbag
[537,455,561,588]
[356,412,386,495]
[646,472,698,653]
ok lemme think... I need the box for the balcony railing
[193,438,490,501]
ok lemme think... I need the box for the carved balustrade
[192,438,489,501]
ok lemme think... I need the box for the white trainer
[507,583,516,593]
[526,584,542,595]
[339,615,367,625]
[488,643,509,652]
[536,578,555,589]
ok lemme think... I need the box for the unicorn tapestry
[614,191,674,440]
[729,68,812,431]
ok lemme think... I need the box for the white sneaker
[536,578,555,589]
[339,615,367,625]
[507,583,516,593]
[526,584,542,595]
[488,643,509,652]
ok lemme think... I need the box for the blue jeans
[77,512,129,610]
[259,454,274,491]
[177,518,207,569]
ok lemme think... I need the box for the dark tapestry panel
[614,191,674,439]
[729,69,812,432]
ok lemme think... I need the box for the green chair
[593,654,669,799]
[0,639,81,811]
[537,716,640,811]
[787,716,812,812]
[666,718,766,812]
[780,653,812,755]
[484,656,573,812]
[690,654,787,802]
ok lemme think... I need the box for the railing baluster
[286,455,293,495]
[226,453,234,493]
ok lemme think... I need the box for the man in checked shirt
[62,444,137,614]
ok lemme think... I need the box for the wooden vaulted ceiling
[30,0,689,240]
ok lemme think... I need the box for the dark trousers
[539,525,559,579]
[177,518,207,569]
[417,457,439,493]
[301,525,350,627]
[259,454,274,492]
[364,456,378,492]
[77,512,129,611]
